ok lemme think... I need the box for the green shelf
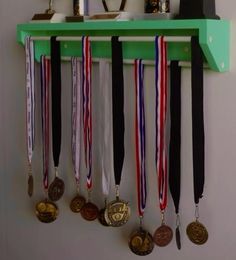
[17,19,230,72]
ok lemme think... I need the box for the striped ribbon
[25,36,35,168]
[82,36,92,190]
[71,57,82,186]
[135,59,147,217]
[40,55,50,190]
[155,36,168,212]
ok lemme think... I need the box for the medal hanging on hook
[48,37,65,202]
[186,37,208,246]
[69,57,86,213]
[153,36,173,247]
[25,36,35,198]
[35,55,59,224]
[97,60,113,227]
[80,36,99,222]
[128,59,154,256]
[104,37,131,227]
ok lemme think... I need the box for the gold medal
[70,194,86,213]
[129,228,154,256]
[28,175,34,197]
[153,224,173,247]
[48,176,65,202]
[186,221,208,245]
[35,199,58,223]
[104,198,131,227]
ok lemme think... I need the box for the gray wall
[0,0,236,259]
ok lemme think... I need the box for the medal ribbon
[99,60,112,197]
[40,55,50,190]
[82,36,92,190]
[71,57,82,186]
[134,59,147,217]
[111,36,125,188]
[155,36,168,212]
[25,36,35,170]
[51,37,62,170]
[191,37,205,205]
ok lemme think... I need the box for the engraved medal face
[48,177,65,202]
[28,175,34,197]
[129,229,154,256]
[35,199,58,223]
[70,195,86,213]
[98,208,109,227]
[80,202,99,221]
[186,221,208,245]
[104,199,131,227]
[153,224,173,247]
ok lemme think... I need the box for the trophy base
[66,15,84,22]
[31,13,66,23]
[88,12,132,21]
[133,12,174,20]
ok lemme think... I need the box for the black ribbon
[169,60,181,215]
[111,36,125,186]
[51,37,61,168]
[191,36,205,205]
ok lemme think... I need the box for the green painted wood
[17,19,230,72]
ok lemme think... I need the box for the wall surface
[0,1,236,260]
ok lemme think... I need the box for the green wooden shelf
[17,19,230,72]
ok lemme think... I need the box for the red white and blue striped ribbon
[71,57,82,186]
[135,59,147,217]
[40,55,50,190]
[25,36,35,168]
[155,36,168,212]
[82,36,92,190]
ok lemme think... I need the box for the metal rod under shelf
[30,36,191,42]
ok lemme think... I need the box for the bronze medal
[28,175,34,197]
[80,202,99,221]
[35,199,58,223]
[70,195,86,213]
[153,224,173,247]
[48,177,65,201]
[186,221,208,245]
[129,229,154,256]
[98,208,109,227]
[104,199,131,227]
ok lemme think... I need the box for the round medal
[104,199,131,227]
[48,177,65,201]
[153,224,173,247]
[129,229,154,256]
[35,199,58,223]
[186,221,208,245]
[70,195,86,213]
[98,208,109,227]
[80,202,99,221]
[28,175,34,197]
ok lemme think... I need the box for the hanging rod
[30,36,191,42]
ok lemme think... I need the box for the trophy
[176,0,220,19]
[31,0,66,22]
[66,0,84,22]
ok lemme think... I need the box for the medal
[129,228,154,256]
[98,60,113,227]
[80,37,99,221]
[169,60,182,249]
[25,36,35,197]
[70,57,86,213]
[48,36,65,202]
[36,199,58,223]
[186,37,208,245]
[104,36,130,227]
[128,59,153,256]
[153,36,173,247]
[35,55,58,224]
